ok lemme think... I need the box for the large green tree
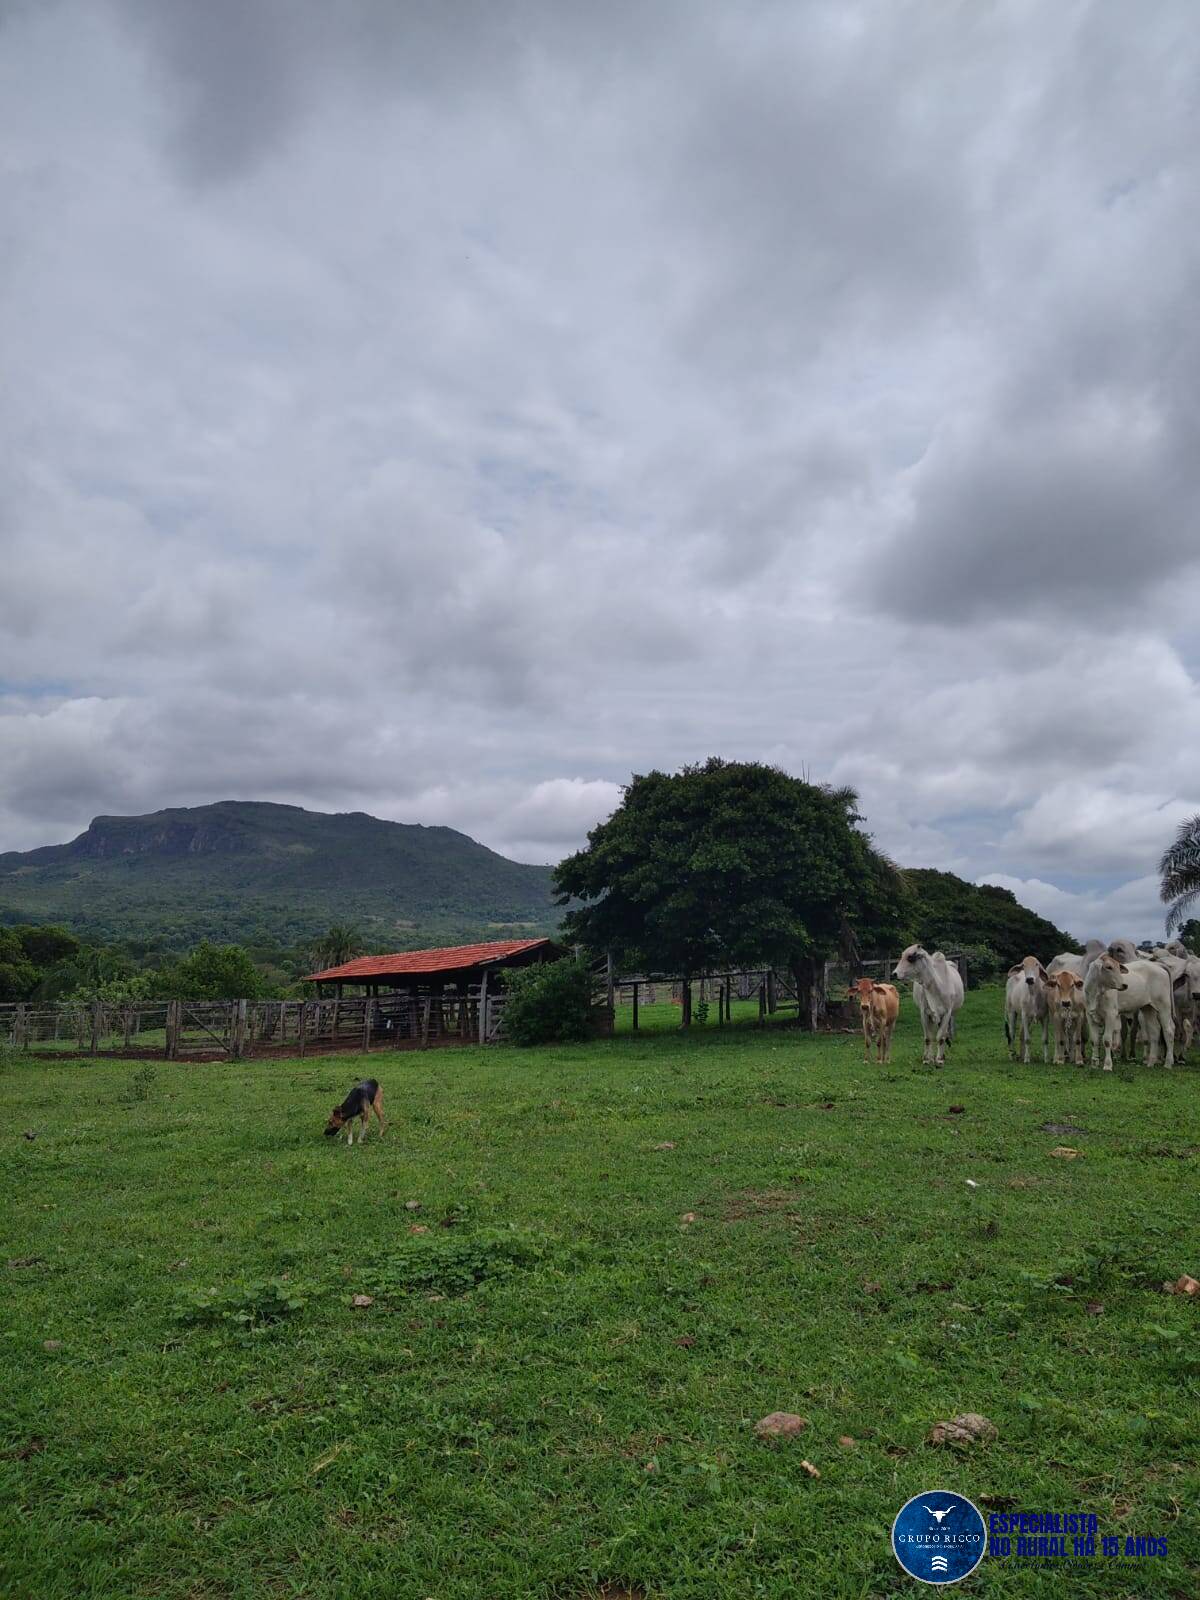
[553,759,911,1027]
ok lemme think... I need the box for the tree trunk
[791,957,828,1032]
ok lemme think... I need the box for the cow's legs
[934,1011,954,1066]
[1153,1000,1174,1068]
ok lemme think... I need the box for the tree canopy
[902,869,1079,967]
[553,759,911,980]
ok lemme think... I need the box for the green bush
[363,1229,544,1299]
[173,1276,310,1334]
[501,957,595,1046]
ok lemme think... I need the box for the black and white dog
[324,1079,386,1145]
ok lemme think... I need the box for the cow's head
[849,977,889,1012]
[893,944,926,981]
[1044,969,1084,1011]
[1009,955,1048,988]
[1107,939,1138,964]
[1095,954,1129,992]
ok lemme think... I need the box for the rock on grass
[926,1412,997,1448]
[754,1412,808,1440]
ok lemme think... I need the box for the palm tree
[314,923,364,969]
[1159,816,1200,931]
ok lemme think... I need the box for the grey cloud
[3,0,1200,942]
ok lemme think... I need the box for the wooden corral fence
[604,953,971,1030]
[0,986,510,1062]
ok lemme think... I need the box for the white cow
[1085,955,1175,1071]
[1148,947,1200,1057]
[1047,940,1105,979]
[1004,956,1049,1063]
[893,945,964,1066]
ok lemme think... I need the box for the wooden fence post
[632,981,639,1032]
[13,1004,26,1049]
[766,970,777,1014]
[165,999,181,1060]
[231,999,248,1059]
[681,979,692,1029]
[478,971,488,1045]
[362,998,373,1054]
[90,1001,102,1055]
[297,1000,308,1057]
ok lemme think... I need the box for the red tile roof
[306,938,553,983]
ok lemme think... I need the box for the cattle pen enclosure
[0,955,966,1062]
[0,990,512,1060]
[4,985,1198,1600]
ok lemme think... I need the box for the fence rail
[0,988,511,1061]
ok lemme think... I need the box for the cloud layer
[2,0,1199,939]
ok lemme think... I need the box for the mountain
[0,802,560,950]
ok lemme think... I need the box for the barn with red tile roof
[306,938,563,995]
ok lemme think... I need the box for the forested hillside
[0,802,559,950]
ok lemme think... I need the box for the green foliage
[173,1276,311,1334]
[125,1065,159,1102]
[947,942,1005,986]
[153,942,269,1001]
[555,759,911,975]
[1161,816,1200,932]
[0,930,37,1001]
[501,957,595,1045]
[362,1229,544,1299]
[1178,918,1200,948]
[64,972,155,1007]
[14,925,79,966]
[312,922,364,970]
[904,869,1079,966]
[0,923,83,1000]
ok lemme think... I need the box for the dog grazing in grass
[324,1079,385,1145]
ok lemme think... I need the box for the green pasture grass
[2,990,1197,1599]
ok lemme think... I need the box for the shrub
[501,957,595,1046]
[125,1065,158,1102]
[363,1229,544,1299]
[173,1277,310,1334]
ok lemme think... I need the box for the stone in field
[926,1412,997,1448]
[754,1411,808,1440]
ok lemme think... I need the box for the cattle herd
[849,939,1200,1072]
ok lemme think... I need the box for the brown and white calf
[849,977,900,1063]
[1042,969,1086,1064]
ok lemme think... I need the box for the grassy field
[2,991,1198,1599]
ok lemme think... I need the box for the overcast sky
[3,1,1199,940]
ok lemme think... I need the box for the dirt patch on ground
[721,1188,802,1222]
